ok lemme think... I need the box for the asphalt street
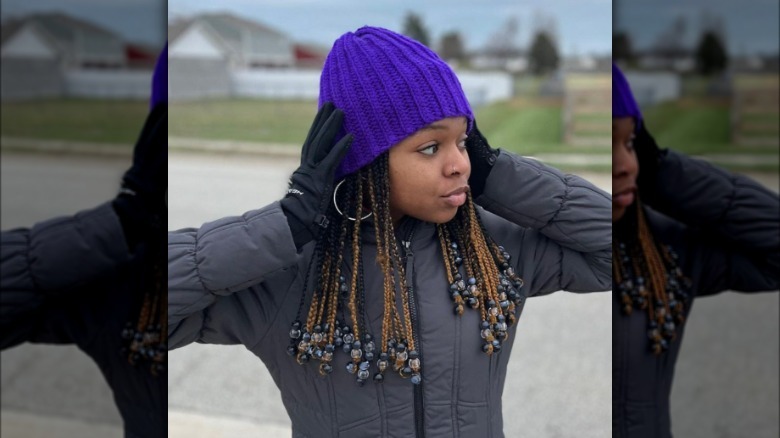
[0,150,777,437]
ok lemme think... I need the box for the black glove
[280,103,352,251]
[112,103,167,251]
[634,123,667,207]
[465,122,500,199]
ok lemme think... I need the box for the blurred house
[293,42,328,69]
[469,48,528,73]
[125,43,160,70]
[169,12,305,100]
[1,12,126,69]
[1,12,161,101]
[169,13,295,69]
[166,12,512,104]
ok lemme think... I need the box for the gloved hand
[112,103,167,251]
[634,123,666,207]
[465,122,500,199]
[280,102,352,251]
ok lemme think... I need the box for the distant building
[168,13,329,99]
[1,12,126,69]
[169,13,295,69]
[293,42,328,70]
[1,12,162,100]
[125,43,160,70]
[469,48,528,73]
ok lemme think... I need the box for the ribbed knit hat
[151,44,167,108]
[320,26,474,180]
[612,63,642,126]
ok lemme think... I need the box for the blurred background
[167,0,612,172]
[614,1,779,437]
[166,1,613,437]
[1,0,165,436]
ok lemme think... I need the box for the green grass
[473,100,565,154]
[1,99,149,144]
[169,98,318,144]
[642,100,777,154]
[169,97,592,155]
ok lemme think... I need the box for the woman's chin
[614,204,632,222]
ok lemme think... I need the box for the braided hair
[613,198,691,355]
[287,151,524,385]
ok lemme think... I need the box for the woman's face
[612,117,639,222]
[388,117,471,225]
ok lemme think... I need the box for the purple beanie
[320,26,474,180]
[612,63,641,125]
[150,44,167,108]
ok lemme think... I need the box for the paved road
[1,151,777,437]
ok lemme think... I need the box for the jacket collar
[358,215,437,247]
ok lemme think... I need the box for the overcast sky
[167,0,612,56]
[2,0,776,56]
[1,0,165,45]
[615,0,779,54]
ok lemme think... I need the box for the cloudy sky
[615,0,779,54]
[2,0,776,55]
[1,0,165,45]
[167,0,612,56]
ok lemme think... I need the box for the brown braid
[121,239,167,376]
[290,150,526,381]
[614,199,691,355]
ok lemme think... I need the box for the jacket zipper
[402,225,425,438]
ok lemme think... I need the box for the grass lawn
[169,97,611,155]
[642,99,778,155]
[170,99,318,145]
[4,97,775,172]
[1,99,149,144]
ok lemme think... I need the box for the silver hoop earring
[333,179,373,221]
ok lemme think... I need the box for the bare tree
[402,12,430,48]
[485,16,520,57]
[439,31,465,62]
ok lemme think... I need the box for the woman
[611,63,779,437]
[0,48,168,438]
[169,27,611,437]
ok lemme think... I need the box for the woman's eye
[626,136,635,151]
[458,137,468,149]
[419,143,439,155]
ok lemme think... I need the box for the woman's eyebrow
[420,123,448,131]
[420,119,468,132]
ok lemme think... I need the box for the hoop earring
[333,179,373,221]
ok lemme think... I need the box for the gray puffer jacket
[168,151,612,437]
[612,150,779,438]
[1,202,166,438]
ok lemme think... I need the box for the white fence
[3,63,514,104]
[196,68,513,106]
[623,71,681,107]
[64,70,153,99]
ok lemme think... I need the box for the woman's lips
[613,190,635,208]
[443,192,467,207]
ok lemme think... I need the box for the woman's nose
[448,145,470,176]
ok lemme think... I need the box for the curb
[1,137,132,157]
[167,137,300,158]
[3,136,776,170]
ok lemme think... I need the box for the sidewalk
[4,136,776,170]
[0,410,122,438]
[168,410,290,438]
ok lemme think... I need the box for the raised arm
[168,103,352,349]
